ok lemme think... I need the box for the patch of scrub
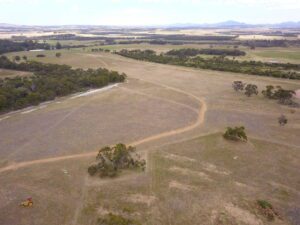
[224,203,263,225]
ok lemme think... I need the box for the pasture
[0,49,299,225]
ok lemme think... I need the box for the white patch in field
[71,84,118,99]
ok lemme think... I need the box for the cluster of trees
[232,81,258,97]
[233,81,298,107]
[261,85,298,107]
[88,143,146,178]
[117,49,300,80]
[0,39,50,54]
[166,48,246,57]
[0,56,126,112]
[91,48,111,53]
[223,126,248,141]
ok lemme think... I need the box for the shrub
[97,213,140,225]
[256,200,280,221]
[55,52,62,58]
[36,54,46,57]
[278,115,288,126]
[223,126,247,141]
[232,81,246,92]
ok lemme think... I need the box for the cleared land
[0,49,299,225]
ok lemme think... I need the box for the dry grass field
[0,49,299,225]
[0,69,32,78]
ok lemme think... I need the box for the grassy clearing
[76,133,300,225]
[0,69,32,78]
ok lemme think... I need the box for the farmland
[0,26,300,225]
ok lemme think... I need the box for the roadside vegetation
[0,56,126,112]
[117,49,300,79]
[88,144,146,178]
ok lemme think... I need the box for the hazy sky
[0,0,299,25]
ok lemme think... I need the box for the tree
[22,56,28,61]
[232,81,245,92]
[262,85,275,98]
[245,84,258,97]
[278,115,288,126]
[88,143,146,178]
[55,52,62,58]
[14,56,21,62]
[56,42,62,49]
[223,126,247,141]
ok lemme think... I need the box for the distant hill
[0,21,300,29]
[166,20,300,29]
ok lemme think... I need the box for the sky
[0,0,299,26]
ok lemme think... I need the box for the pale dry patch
[224,203,263,225]
[202,162,231,176]
[168,180,195,191]
[169,166,212,181]
[164,153,196,163]
[125,194,157,206]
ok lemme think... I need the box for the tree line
[0,39,51,54]
[0,56,126,112]
[166,48,246,57]
[117,49,300,80]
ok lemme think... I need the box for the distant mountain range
[166,20,300,29]
[0,21,300,29]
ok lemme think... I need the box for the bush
[232,81,245,92]
[223,126,247,141]
[278,115,288,126]
[36,54,46,58]
[88,143,146,178]
[256,200,280,221]
[97,213,140,225]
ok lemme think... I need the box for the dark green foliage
[88,144,146,178]
[257,200,273,209]
[97,213,141,225]
[55,52,62,58]
[117,49,300,80]
[232,81,245,92]
[262,85,298,106]
[0,56,126,112]
[166,48,246,57]
[56,42,62,49]
[244,84,258,97]
[36,54,46,58]
[0,39,50,54]
[22,56,28,61]
[223,126,247,141]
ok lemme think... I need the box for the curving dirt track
[0,79,207,174]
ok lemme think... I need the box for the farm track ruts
[0,78,207,174]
